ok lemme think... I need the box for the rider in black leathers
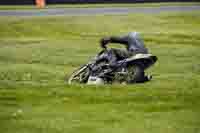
[100,32,148,62]
[95,32,152,83]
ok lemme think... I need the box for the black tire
[126,65,145,83]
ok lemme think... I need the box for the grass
[0,2,199,10]
[0,11,200,133]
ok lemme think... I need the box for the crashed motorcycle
[68,48,157,85]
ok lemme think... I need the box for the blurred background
[0,0,199,5]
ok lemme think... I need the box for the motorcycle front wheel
[68,65,90,84]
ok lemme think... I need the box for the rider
[100,32,148,59]
[97,32,152,83]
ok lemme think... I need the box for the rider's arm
[109,36,129,44]
[100,35,129,49]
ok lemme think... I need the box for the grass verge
[0,11,200,133]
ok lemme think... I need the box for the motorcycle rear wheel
[126,65,145,83]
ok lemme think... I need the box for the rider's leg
[108,49,129,68]
[93,49,118,77]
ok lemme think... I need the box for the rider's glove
[100,37,110,49]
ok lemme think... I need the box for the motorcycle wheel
[68,65,90,84]
[126,65,145,83]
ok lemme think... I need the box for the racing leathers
[97,32,148,65]
[95,32,151,83]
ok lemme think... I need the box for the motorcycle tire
[126,65,146,83]
[68,65,90,84]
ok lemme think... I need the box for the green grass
[0,2,199,10]
[0,11,200,133]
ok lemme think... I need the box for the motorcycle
[67,48,157,85]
